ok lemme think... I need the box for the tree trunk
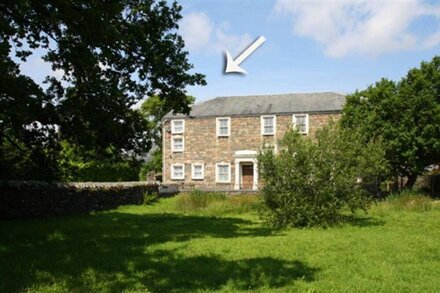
[392,175,399,192]
[404,174,418,189]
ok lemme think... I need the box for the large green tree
[341,57,440,188]
[0,0,205,180]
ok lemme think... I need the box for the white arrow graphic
[225,36,266,74]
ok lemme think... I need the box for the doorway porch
[234,150,258,191]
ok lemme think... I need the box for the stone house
[162,92,345,191]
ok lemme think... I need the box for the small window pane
[172,120,184,133]
[173,166,183,178]
[294,115,307,134]
[173,138,183,151]
[193,165,203,179]
[263,117,274,134]
[217,165,229,182]
[218,119,229,136]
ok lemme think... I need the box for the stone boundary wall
[162,183,259,195]
[0,181,158,219]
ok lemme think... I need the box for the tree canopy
[0,0,205,180]
[341,56,440,188]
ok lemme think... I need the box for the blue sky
[178,0,440,102]
[18,0,440,104]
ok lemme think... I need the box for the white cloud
[180,12,253,55]
[180,12,213,52]
[275,0,440,57]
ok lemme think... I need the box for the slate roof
[164,92,346,118]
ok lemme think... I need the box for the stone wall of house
[162,112,340,190]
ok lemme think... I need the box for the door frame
[234,150,258,191]
[240,163,254,190]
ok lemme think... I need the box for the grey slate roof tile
[164,92,346,118]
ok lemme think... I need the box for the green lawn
[1,195,439,292]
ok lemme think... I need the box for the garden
[2,2,440,292]
[1,191,439,292]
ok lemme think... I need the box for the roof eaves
[163,109,342,120]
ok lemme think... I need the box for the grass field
[1,193,439,292]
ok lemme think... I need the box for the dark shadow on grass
[0,212,309,292]
[339,214,386,227]
[134,250,318,292]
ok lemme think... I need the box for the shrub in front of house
[258,123,387,228]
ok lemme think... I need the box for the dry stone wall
[0,181,158,219]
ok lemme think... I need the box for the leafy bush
[59,142,142,182]
[258,123,387,228]
[143,192,159,205]
[175,189,259,214]
[385,190,432,212]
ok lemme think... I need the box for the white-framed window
[191,163,204,180]
[171,163,185,180]
[171,119,185,134]
[293,114,309,134]
[171,136,184,152]
[261,115,276,135]
[216,162,231,183]
[216,117,230,137]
